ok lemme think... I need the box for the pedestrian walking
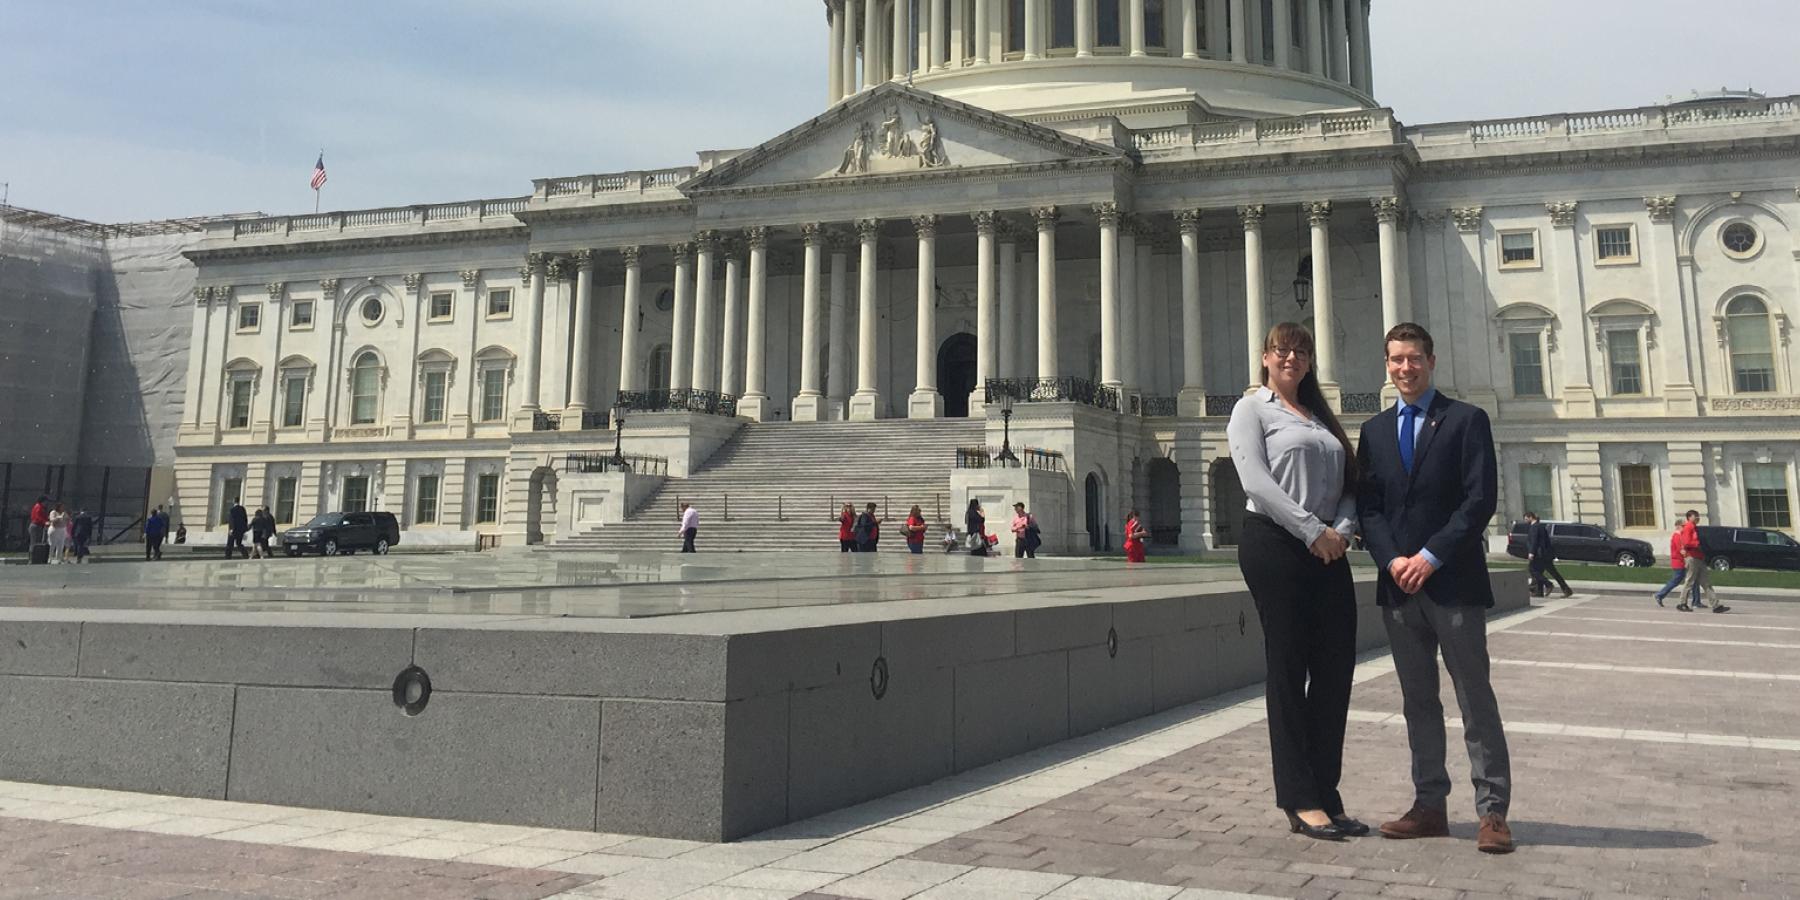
[29,496,49,547]
[1652,517,1697,607]
[677,502,699,553]
[47,503,69,564]
[1011,502,1040,558]
[1229,321,1364,842]
[965,499,990,556]
[225,499,249,559]
[1523,512,1571,598]
[1123,509,1149,563]
[70,509,95,563]
[144,506,168,561]
[1674,510,1728,613]
[250,508,276,559]
[853,503,882,552]
[837,503,856,552]
[904,505,927,554]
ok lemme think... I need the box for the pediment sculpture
[836,108,950,177]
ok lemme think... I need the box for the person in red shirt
[1674,510,1727,613]
[28,496,50,550]
[1123,509,1149,563]
[904,505,927,554]
[837,503,856,552]
[1652,518,1696,608]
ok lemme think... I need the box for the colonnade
[825,0,1376,105]
[514,195,1408,423]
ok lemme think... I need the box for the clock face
[1723,222,1759,255]
[655,288,674,312]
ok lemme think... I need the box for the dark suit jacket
[1356,391,1499,608]
[228,505,249,534]
[1527,521,1554,562]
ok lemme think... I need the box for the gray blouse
[1226,387,1357,546]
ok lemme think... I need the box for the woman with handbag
[965,499,989,557]
[1123,510,1149,563]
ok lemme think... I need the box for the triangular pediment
[683,82,1126,193]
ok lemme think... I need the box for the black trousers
[225,530,247,558]
[1529,560,1570,595]
[681,528,697,553]
[1237,514,1357,814]
[146,535,163,560]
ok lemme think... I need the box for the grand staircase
[551,419,987,552]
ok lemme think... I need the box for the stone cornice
[512,199,694,226]
[1409,133,1800,181]
[1137,145,1413,185]
[185,225,529,264]
[690,156,1126,204]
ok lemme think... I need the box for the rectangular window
[421,371,448,424]
[1499,231,1538,267]
[1144,0,1167,48]
[480,368,507,422]
[1290,0,1304,46]
[1606,330,1643,395]
[289,300,314,330]
[486,289,512,318]
[274,477,297,524]
[236,304,261,332]
[281,373,306,427]
[1520,464,1555,520]
[219,478,242,526]
[1006,0,1026,52]
[1595,225,1636,263]
[342,476,370,514]
[428,291,454,322]
[1050,0,1075,48]
[1619,464,1656,529]
[415,474,440,525]
[1259,0,1274,60]
[1508,333,1545,398]
[228,378,253,429]
[1097,0,1121,46]
[476,474,500,524]
[1745,464,1792,529]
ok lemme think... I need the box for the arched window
[1727,294,1776,393]
[350,351,382,424]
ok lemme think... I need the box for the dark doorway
[1084,472,1106,551]
[1210,460,1245,547]
[937,332,978,418]
[1146,458,1181,546]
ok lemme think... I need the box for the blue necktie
[1400,404,1420,473]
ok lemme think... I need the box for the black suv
[1506,520,1655,567]
[281,511,401,557]
[1695,526,1800,572]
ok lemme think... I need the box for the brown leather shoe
[1379,805,1450,839]
[1477,814,1515,854]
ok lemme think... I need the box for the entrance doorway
[1210,460,1245,547]
[937,332,978,417]
[1146,458,1181,546]
[1084,472,1106,551]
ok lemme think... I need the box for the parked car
[1695,525,1800,571]
[281,511,400,557]
[1506,520,1654,567]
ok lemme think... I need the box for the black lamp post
[1293,255,1313,311]
[609,412,629,471]
[994,391,1020,467]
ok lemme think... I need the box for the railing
[1341,392,1384,414]
[1141,396,1178,417]
[532,411,562,432]
[224,196,530,240]
[984,377,1119,412]
[1138,109,1398,153]
[1205,394,1239,417]
[954,446,1067,472]
[614,389,740,417]
[1407,95,1800,149]
[531,167,698,200]
[563,453,669,476]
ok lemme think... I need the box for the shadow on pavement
[1448,820,1714,850]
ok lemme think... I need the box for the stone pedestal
[849,392,883,421]
[737,393,771,423]
[908,389,944,419]
[791,393,828,422]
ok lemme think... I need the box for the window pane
[1596,227,1634,260]
[476,474,500,524]
[291,302,313,328]
[1051,0,1075,47]
[352,364,378,424]
[1097,0,1121,45]
[343,477,369,514]
[1145,0,1166,46]
[1728,310,1775,393]
[1500,232,1536,264]
[1007,0,1025,51]
[275,478,297,524]
[1509,333,1544,397]
[1619,465,1656,528]
[1520,464,1554,520]
[230,379,253,429]
[429,293,453,319]
[1607,330,1642,395]
[1745,464,1792,529]
[238,306,259,329]
[1260,0,1274,59]
[422,371,447,423]
[480,369,506,422]
[282,374,306,427]
[415,475,439,525]
[219,478,242,526]
[487,290,512,317]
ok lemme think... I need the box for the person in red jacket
[1652,518,1697,608]
[904,505,927,554]
[1674,511,1728,613]
[1123,509,1149,563]
[837,503,856,552]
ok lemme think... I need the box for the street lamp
[609,412,630,472]
[1292,255,1313,311]
[994,390,1020,467]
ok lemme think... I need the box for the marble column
[972,212,998,413]
[793,224,828,421]
[522,253,547,410]
[829,0,846,103]
[1304,0,1324,75]
[1271,0,1292,69]
[1373,198,1402,342]
[1346,0,1366,91]
[909,215,943,417]
[1135,227,1155,392]
[721,242,744,397]
[1181,0,1200,57]
[1096,203,1121,390]
[893,0,911,78]
[850,218,884,419]
[566,250,596,414]
[617,247,643,394]
[1307,200,1339,406]
[827,233,851,419]
[740,227,772,421]
[927,0,946,69]
[863,0,882,88]
[1075,0,1096,56]
[1129,0,1148,56]
[1176,210,1206,415]
[668,243,693,391]
[1329,0,1349,82]
[998,224,1019,378]
[1355,0,1374,93]
[974,0,991,62]
[1035,206,1060,379]
[843,0,861,94]
[689,233,718,392]
[1024,0,1043,59]
[1239,205,1266,390]
[1228,0,1248,62]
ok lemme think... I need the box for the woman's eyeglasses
[1266,346,1311,359]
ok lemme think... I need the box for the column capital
[1305,201,1333,226]
[1451,207,1485,234]
[801,222,827,246]
[670,242,694,264]
[318,278,339,300]
[855,217,882,241]
[1237,204,1266,229]
[459,269,481,289]
[620,245,642,268]
[972,210,999,235]
[1545,202,1578,228]
[545,257,569,280]
[744,226,770,250]
[912,214,939,237]
[1032,205,1061,229]
[1644,196,1677,223]
[1092,202,1121,227]
[1371,197,1404,224]
[571,249,595,269]
[265,281,286,302]
[523,252,546,278]
[693,230,720,252]
[1175,209,1204,234]
[402,273,424,294]
[826,228,855,253]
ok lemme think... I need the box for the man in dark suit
[1356,323,1514,854]
[1524,511,1571,598]
[226,499,249,560]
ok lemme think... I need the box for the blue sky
[1,0,1794,223]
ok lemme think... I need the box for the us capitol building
[171,0,1800,554]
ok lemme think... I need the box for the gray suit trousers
[1383,591,1511,818]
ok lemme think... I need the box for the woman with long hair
[1123,509,1149,563]
[1226,322,1364,842]
[904,505,927,554]
[965,498,989,557]
[838,503,857,552]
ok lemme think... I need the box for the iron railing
[954,446,1067,472]
[615,389,739,417]
[1205,394,1239,417]
[1342,392,1384,414]
[984,377,1119,412]
[1140,396,1178,417]
[532,411,562,431]
[580,410,610,430]
[563,453,668,476]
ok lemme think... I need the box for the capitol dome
[823,0,1375,125]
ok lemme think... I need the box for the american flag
[310,154,328,191]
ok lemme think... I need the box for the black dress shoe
[1284,810,1347,841]
[1330,814,1372,837]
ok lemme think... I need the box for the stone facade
[174,2,1800,551]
